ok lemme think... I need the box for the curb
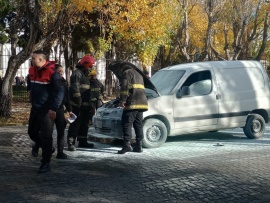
[88,127,121,144]
[89,135,117,144]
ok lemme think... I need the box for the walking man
[28,50,65,173]
[108,61,148,154]
[54,64,72,159]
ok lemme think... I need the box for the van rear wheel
[142,118,167,148]
[243,114,265,139]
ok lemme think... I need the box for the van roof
[163,60,263,71]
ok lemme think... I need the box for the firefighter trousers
[67,106,91,145]
[121,110,144,141]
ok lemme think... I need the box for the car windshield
[148,69,186,95]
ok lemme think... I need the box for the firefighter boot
[68,144,76,151]
[133,140,143,153]
[78,141,94,148]
[118,141,133,154]
[56,147,68,159]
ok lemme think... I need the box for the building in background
[0,44,106,85]
[0,43,30,78]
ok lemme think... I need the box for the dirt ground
[0,101,31,126]
[0,95,116,126]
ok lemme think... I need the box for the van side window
[182,71,212,96]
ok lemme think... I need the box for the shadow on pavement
[166,131,270,146]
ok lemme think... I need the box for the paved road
[1,125,270,203]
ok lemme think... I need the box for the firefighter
[108,61,148,154]
[88,69,105,125]
[67,55,96,151]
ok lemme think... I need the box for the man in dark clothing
[15,76,21,85]
[88,69,105,125]
[28,50,65,173]
[67,54,96,151]
[54,64,72,159]
[108,61,148,154]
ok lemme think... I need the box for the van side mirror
[176,86,190,98]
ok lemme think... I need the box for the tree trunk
[63,46,71,86]
[177,0,190,63]
[0,1,73,117]
[0,58,18,117]
[255,11,269,61]
[0,78,12,117]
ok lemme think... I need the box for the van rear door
[212,62,267,127]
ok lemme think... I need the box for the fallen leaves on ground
[0,102,31,126]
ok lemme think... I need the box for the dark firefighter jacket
[120,68,148,111]
[69,64,91,107]
[89,79,105,102]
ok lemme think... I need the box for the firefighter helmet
[79,55,96,68]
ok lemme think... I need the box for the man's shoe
[78,141,94,148]
[31,144,39,157]
[38,163,51,174]
[118,146,133,154]
[68,144,76,151]
[56,152,68,159]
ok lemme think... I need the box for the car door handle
[216,94,221,100]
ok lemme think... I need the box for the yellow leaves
[39,1,62,34]
[96,35,113,58]
[0,102,30,126]
[189,5,208,50]
[71,0,181,66]
[108,0,181,65]
[39,1,65,15]
[34,0,270,66]
[39,0,79,34]
[71,0,97,12]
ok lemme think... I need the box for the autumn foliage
[71,0,181,65]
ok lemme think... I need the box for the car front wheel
[142,118,167,148]
[243,114,265,139]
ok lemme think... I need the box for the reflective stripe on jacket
[89,79,105,101]
[69,65,91,107]
[28,62,65,111]
[120,68,148,111]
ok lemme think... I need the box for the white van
[93,60,270,148]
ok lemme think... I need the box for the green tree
[0,0,77,117]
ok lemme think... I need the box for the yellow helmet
[89,69,97,76]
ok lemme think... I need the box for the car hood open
[109,62,160,96]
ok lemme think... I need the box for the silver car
[93,65,177,149]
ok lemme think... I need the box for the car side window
[189,80,211,95]
[182,70,212,96]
